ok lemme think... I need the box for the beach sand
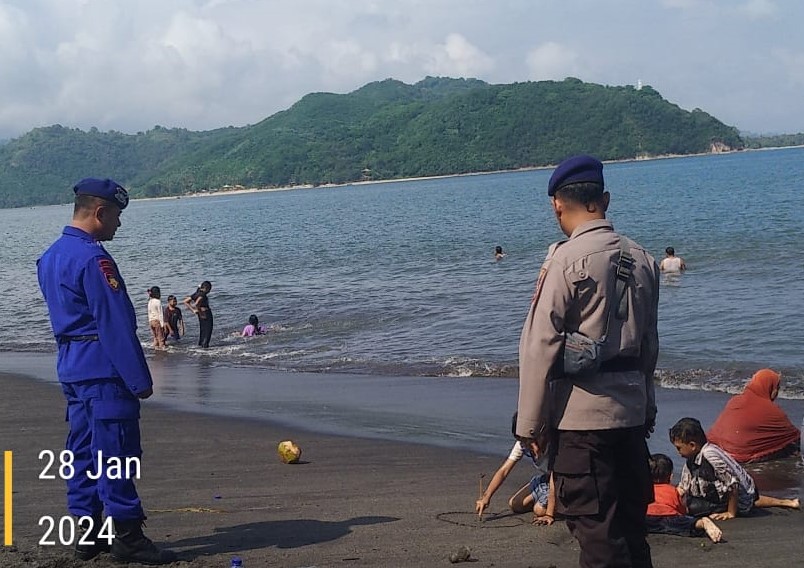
[1,372,801,568]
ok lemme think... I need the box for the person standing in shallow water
[659,247,686,273]
[184,281,213,348]
[516,155,660,568]
[163,294,185,342]
[146,286,166,350]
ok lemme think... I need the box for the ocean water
[2,147,804,398]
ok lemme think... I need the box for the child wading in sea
[163,295,185,342]
[645,453,723,543]
[475,413,555,525]
[670,417,800,520]
[242,314,266,337]
[147,286,166,350]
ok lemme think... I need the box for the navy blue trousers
[61,379,144,520]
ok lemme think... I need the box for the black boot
[110,518,177,565]
[75,514,111,560]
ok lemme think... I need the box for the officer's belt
[598,357,641,373]
[58,334,100,344]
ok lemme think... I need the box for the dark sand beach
[1,371,801,568]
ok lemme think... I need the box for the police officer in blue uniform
[37,178,176,564]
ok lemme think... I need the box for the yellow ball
[277,440,302,464]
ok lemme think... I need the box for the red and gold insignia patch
[98,258,120,291]
[531,265,548,305]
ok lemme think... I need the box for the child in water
[242,314,266,337]
[494,246,507,261]
[163,295,185,342]
[147,286,166,349]
[475,413,555,524]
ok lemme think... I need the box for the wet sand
[0,371,801,567]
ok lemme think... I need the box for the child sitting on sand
[475,413,555,525]
[670,417,800,520]
[646,453,722,543]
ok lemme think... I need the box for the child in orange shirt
[646,454,722,543]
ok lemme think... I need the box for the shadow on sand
[169,515,399,560]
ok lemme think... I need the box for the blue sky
[0,0,801,139]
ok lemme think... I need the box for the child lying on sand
[646,453,722,543]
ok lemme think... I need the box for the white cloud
[525,42,579,81]
[316,39,379,80]
[1,0,804,138]
[424,33,494,78]
[773,48,804,87]
[738,0,777,18]
[660,0,703,9]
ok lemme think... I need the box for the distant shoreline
[10,145,804,210]
[132,145,804,205]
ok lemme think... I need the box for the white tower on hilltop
[637,79,643,90]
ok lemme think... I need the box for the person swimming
[242,314,266,337]
[659,247,686,273]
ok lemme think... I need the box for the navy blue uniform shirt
[37,226,152,395]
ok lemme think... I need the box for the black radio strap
[601,239,635,339]
[614,239,635,320]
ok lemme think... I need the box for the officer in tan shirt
[516,155,659,568]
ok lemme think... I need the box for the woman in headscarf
[707,369,801,463]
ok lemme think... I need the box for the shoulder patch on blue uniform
[98,258,121,291]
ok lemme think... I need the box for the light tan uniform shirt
[516,219,659,438]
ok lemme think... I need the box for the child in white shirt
[475,413,556,525]
[147,286,166,349]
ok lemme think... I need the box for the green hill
[0,77,743,208]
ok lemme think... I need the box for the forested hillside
[0,77,744,208]
[742,132,804,149]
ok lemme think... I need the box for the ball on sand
[277,440,302,464]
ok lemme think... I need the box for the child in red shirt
[646,454,722,543]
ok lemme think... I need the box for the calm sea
[2,147,804,398]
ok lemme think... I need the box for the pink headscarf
[707,369,800,463]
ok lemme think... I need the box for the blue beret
[73,178,129,210]
[547,155,604,196]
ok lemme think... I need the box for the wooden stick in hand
[478,473,486,521]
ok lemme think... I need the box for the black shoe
[75,514,112,561]
[111,519,177,565]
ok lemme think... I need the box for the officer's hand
[138,388,154,399]
[520,437,542,457]
[644,415,656,439]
